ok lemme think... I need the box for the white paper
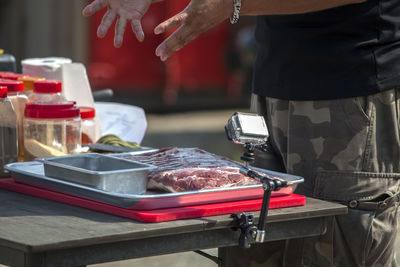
[94,102,147,144]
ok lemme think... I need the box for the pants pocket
[313,170,400,202]
[313,170,400,266]
[333,196,399,267]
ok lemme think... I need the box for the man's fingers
[155,26,195,61]
[114,16,127,47]
[82,0,108,16]
[97,9,117,38]
[131,20,145,42]
[154,13,187,35]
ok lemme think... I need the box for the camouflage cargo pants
[222,89,400,267]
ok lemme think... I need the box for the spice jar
[29,80,65,103]
[23,102,81,161]
[18,76,45,98]
[0,79,28,161]
[0,86,18,177]
[79,106,96,144]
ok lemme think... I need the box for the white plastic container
[23,101,81,161]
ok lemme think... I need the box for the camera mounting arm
[225,112,289,248]
[231,167,288,247]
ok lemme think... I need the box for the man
[83,0,400,266]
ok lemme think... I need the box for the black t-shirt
[252,0,400,100]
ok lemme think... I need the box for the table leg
[218,240,286,267]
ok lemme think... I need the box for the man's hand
[154,0,232,61]
[82,0,153,47]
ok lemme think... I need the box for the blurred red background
[87,0,230,103]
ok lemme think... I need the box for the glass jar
[79,106,96,145]
[0,79,28,161]
[23,102,81,161]
[29,80,65,103]
[0,86,18,177]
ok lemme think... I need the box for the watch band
[229,0,241,24]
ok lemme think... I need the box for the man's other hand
[154,0,231,61]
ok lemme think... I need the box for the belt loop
[342,191,400,211]
[346,200,379,211]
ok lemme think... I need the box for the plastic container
[0,79,28,161]
[0,86,18,177]
[18,76,45,98]
[23,101,81,161]
[0,50,16,72]
[79,106,96,145]
[29,80,65,103]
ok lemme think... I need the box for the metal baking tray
[4,161,303,210]
[40,153,156,195]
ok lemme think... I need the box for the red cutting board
[0,178,306,223]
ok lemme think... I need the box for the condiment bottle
[29,80,65,103]
[0,86,18,177]
[0,79,28,161]
[23,102,81,161]
[79,107,96,144]
[18,76,45,98]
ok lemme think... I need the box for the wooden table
[0,188,347,267]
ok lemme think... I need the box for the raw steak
[147,166,259,192]
[118,147,261,192]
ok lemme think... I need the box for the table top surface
[0,188,347,253]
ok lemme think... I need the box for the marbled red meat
[147,166,259,192]
[118,147,261,192]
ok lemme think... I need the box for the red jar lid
[0,72,29,80]
[0,86,7,98]
[34,80,62,93]
[0,79,24,92]
[0,72,15,78]
[24,101,80,119]
[79,106,95,119]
